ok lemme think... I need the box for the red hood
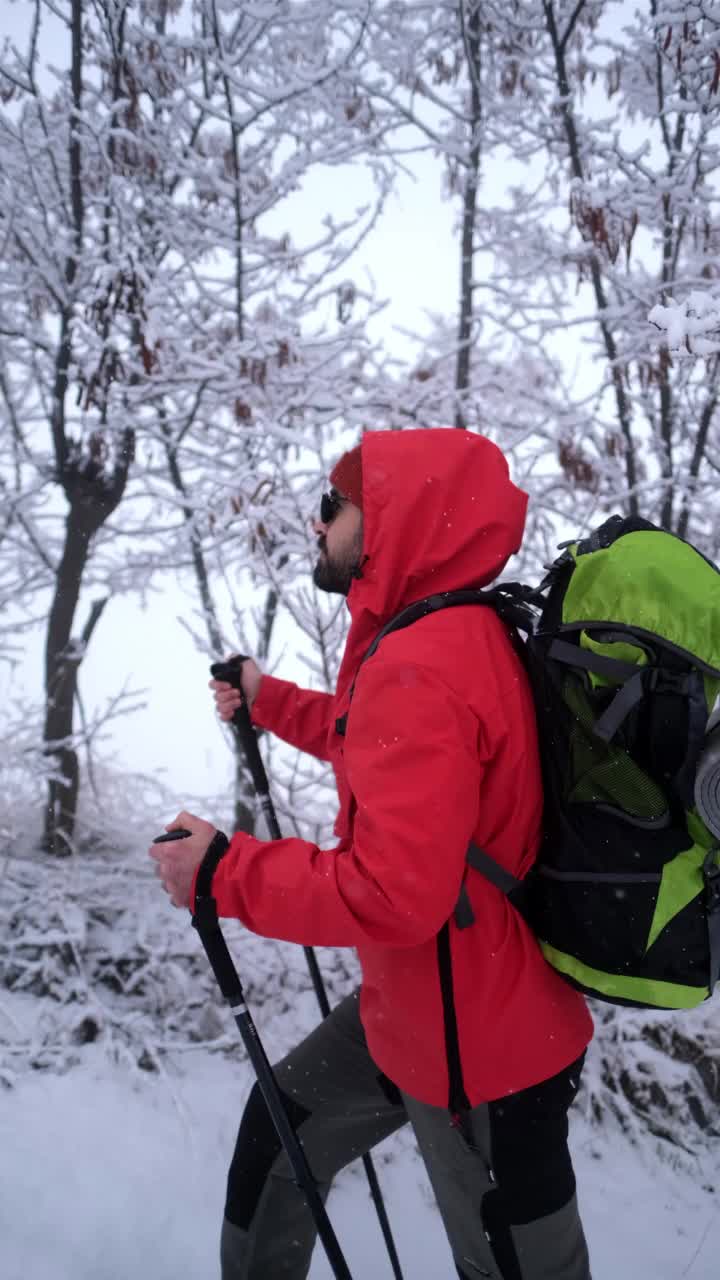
[335,428,528,706]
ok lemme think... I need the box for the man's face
[312,489,364,595]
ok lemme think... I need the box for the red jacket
[200,429,593,1107]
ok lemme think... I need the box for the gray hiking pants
[220,990,591,1280]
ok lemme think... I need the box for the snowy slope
[2,1041,719,1279]
[2,851,720,1279]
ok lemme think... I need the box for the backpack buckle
[647,670,689,696]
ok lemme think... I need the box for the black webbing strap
[466,842,524,893]
[593,670,646,743]
[551,638,657,745]
[191,831,233,985]
[552,641,708,782]
[436,923,472,1117]
[454,842,526,929]
[675,671,710,808]
[453,882,475,930]
[537,867,662,884]
[194,830,230,901]
[337,593,487,736]
[336,586,538,738]
[704,849,720,994]
[549,638,640,683]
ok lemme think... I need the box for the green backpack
[345,514,720,1010]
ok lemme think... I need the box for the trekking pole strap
[194,830,230,900]
[191,832,238,1000]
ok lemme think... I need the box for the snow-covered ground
[2,850,719,1279]
[2,1041,719,1280]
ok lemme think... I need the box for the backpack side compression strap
[548,638,697,744]
[454,842,528,929]
[550,638,709,805]
[548,638,647,740]
[702,849,720,993]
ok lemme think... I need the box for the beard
[313,524,365,596]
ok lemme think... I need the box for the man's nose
[312,517,328,536]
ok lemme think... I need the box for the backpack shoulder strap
[335,584,539,737]
[334,585,539,930]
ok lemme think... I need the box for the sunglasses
[319,489,344,524]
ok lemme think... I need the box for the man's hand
[149,811,218,909]
[209,654,263,720]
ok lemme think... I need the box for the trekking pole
[210,657,405,1280]
[153,830,353,1280]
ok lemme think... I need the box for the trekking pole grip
[210,658,281,838]
[211,657,270,799]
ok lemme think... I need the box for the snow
[2,1040,719,1279]
[648,291,720,357]
[3,849,720,1279]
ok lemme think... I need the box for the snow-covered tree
[0,0,389,849]
[470,0,720,546]
[0,1,158,853]
[345,2,720,562]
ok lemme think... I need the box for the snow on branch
[649,291,720,357]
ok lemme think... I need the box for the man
[151,428,594,1280]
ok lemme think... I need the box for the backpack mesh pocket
[563,676,669,825]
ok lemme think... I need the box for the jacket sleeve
[203,659,485,947]
[251,674,335,762]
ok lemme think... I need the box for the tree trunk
[43,503,97,855]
